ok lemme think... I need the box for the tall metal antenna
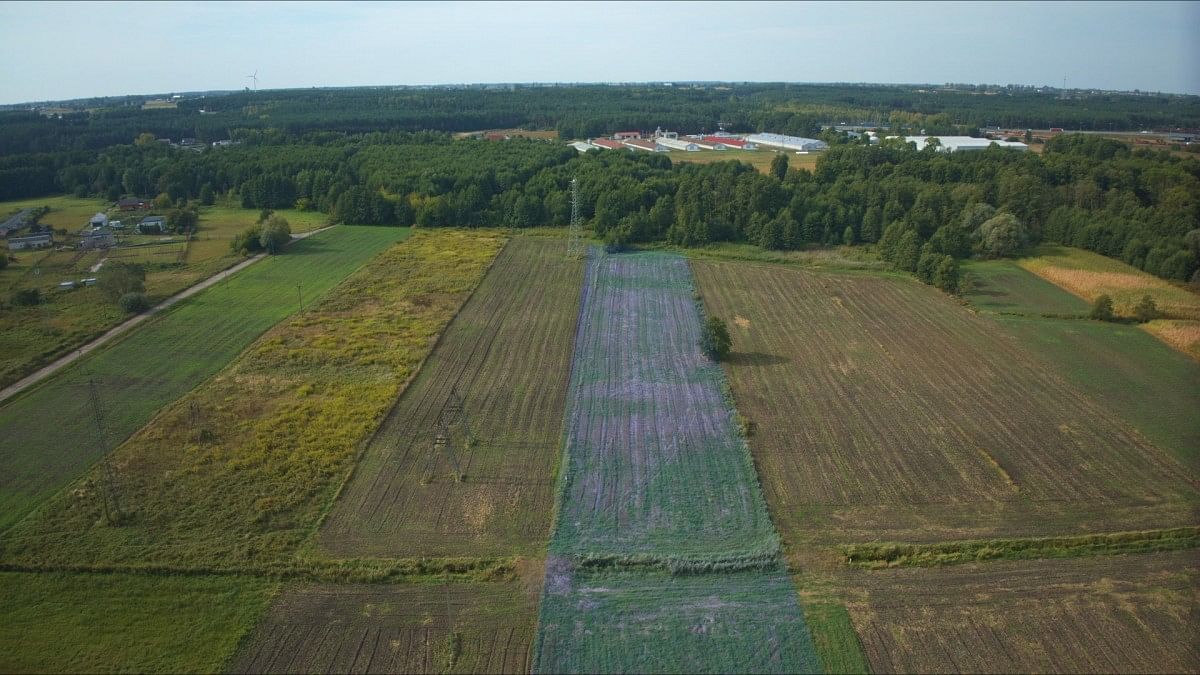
[566,177,583,259]
[88,378,123,524]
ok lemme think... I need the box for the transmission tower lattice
[566,177,583,259]
[423,386,474,483]
[88,378,124,524]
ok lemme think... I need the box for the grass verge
[841,526,1200,569]
[805,602,870,675]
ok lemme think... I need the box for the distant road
[0,226,334,405]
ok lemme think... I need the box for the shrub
[98,261,146,302]
[1133,295,1158,323]
[119,292,150,314]
[231,224,265,255]
[11,288,41,306]
[700,316,732,361]
[0,254,8,271]
[1090,294,1116,321]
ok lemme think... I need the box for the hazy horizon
[2,0,1198,106]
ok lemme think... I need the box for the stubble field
[230,581,538,674]
[692,259,1198,546]
[318,237,584,558]
[844,550,1200,673]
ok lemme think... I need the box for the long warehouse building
[745,133,829,152]
[901,136,1028,152]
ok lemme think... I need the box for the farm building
[656,137,702,151]
[137,216,167,234]
[7,233,53,250]
[0,208,34,238]
[117,198,150,211]
[702,136,756,149]
[80,229,115,250]
[109,220,124,230]
[652,127,679,140]
[591,138,628,150]
[88,212,109,229]
[613,131,642,140]
[570,141,598,152]
[900,136,1028,152]
[746,133,829,152]
[622,139,667,152]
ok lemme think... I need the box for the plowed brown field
[318,238,583,557]
[692,260,1198,545]
[230,582,536,674]
[844,550,1200,674]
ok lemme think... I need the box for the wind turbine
[246,70,259,91]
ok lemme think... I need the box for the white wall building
[656,137,702,151]
[900,136,1028,152]
[745,133,829,152]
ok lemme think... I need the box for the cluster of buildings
[572,128,832,154]
[894,135,1029,153]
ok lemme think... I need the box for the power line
[88,378,124,524]
[566,177,583,259]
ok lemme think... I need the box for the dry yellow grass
[1142,320,1200,361]
[1019,246,1200,320]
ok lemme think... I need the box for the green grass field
[962,260,1200,468]
[0,226,409,533]
[0,571,275,673]
[962,258,1090,315]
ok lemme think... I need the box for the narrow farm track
[692,260,1199,546]
[318,238,584,557]
[533,250,819,674]
[0,226,409,532]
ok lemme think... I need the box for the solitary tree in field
[1090,294,1116,322]
[259,215,292,254]
[701,316,732,362]
[770,153,789,181]
[977,212,1027,258]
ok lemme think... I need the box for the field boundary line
[0,225,336,406]
[841,526,1200,569]
[302,231,513,557]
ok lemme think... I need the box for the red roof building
[591,138,628,150]
[622,139,661,152]
[703,136,752,149]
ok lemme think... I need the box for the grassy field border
[841,526,1200,569]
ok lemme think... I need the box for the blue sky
[1,1,1197,104]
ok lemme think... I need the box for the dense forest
[2,84,1198,287]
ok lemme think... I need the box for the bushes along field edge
[841,526,1200,569]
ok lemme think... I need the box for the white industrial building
[900,136,1028,153]
[569,141,598,152]
[656,137,702,151]
[746,133,829,152]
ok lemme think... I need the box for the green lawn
[963,259,1200,468]
[0,571,275,674]
[993,313,1200,468]
[0,226,409,532]
[962,258,1089,316]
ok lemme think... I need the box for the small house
[80,229,115,250]
[7,233,53,250]
[137,216,167,234]
[109,220,124,230]
[89,212,109,229]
